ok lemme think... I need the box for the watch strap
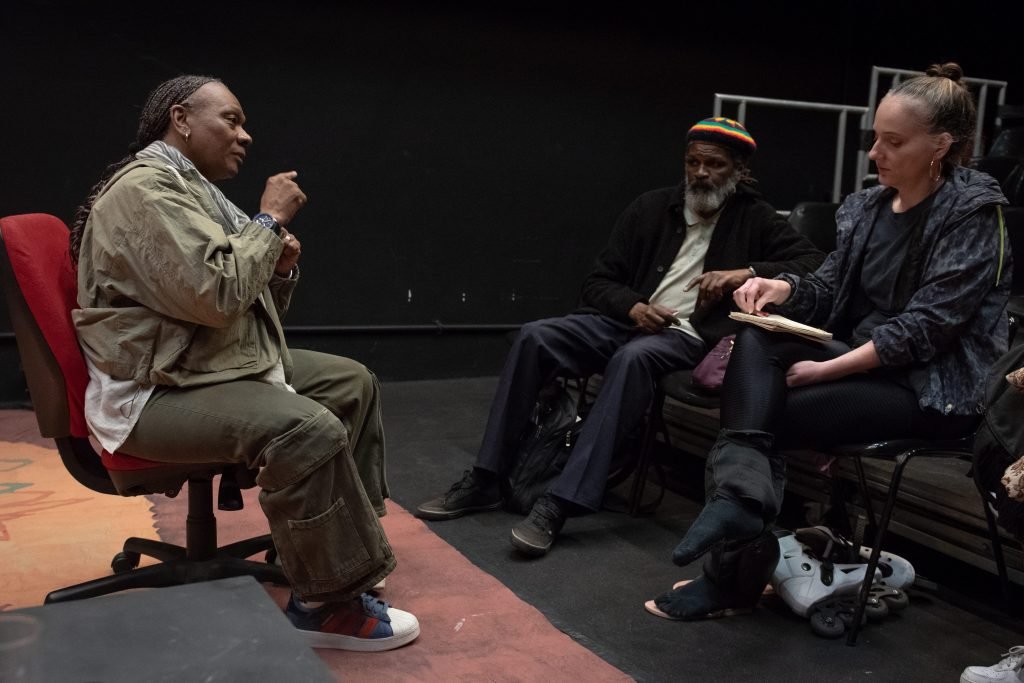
[252,212,281,236]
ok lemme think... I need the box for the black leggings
[720,327,978,449]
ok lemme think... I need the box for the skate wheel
[863,595,890,621]
[809,610,846,638]
[879,588,909,611]
[832,599,866,627]
[869,585,910,612]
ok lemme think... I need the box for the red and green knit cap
[686,117,757,159]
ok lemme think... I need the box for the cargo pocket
[288,495,372,582]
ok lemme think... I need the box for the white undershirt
[648,205,720,340]
[83,291,295,455]
[83,359,155,455]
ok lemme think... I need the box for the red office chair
[0,213,285,603]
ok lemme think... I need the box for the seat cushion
[101,449,169,471]
[101,449,223,496]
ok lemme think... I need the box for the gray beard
[685,174,740,217]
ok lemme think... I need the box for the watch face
[254,213,278,232]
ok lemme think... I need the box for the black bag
[972,343,1024,538]
[505,379,589,515]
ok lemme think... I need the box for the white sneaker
[961,646,1024,683]
[285,593,420,652]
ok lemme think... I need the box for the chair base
[44,533,286,604]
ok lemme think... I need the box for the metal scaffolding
[855,66,1009,191]
[713,93,868,203]
[713,66,1010,202]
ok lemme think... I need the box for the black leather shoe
[510,494,566,557]
[416,469,504,520]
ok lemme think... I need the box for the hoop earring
[184,130,191,143]
[930,158,940,183]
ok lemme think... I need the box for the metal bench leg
[852,456,877,535]
[847,453,909,646]
[628,389,666,516]
[972,467,1012,610]
[829,471,856,539]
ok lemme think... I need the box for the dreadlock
[69,74,220,264]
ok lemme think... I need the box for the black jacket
[576,182,825,346]
[777,166,1010,415]
[972,342,1024,537]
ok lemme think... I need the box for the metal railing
[713,93,869,203]
[854,66,1009,190]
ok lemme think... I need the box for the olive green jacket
[74,160,296,388]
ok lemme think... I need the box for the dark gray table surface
[14,576,333,682]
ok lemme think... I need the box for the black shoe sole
[509,528,551,557]
[415,499,503,521]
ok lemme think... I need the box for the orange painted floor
[7,375,1024,682]
[0,408,630,682]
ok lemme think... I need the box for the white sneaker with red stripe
[285,592,420,652]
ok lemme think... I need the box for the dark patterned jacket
[576,182,825,347]
[777,166,1011,415]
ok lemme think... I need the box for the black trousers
[709,326,978,518]
[475,313,706,511]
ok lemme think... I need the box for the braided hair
[69,74,219,264]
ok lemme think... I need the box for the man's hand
[733,277,792,315]
[686,268,753,311]
[259,171,307,226]
[629,301,680,334]
[275,227,301,276]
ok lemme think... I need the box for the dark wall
[1,1,1020,399]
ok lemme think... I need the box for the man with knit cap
[416,117,825,557]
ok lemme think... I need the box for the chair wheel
[111,551,140,573]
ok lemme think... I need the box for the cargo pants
[121,349,394,602]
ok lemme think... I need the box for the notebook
[729,312,832,342]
